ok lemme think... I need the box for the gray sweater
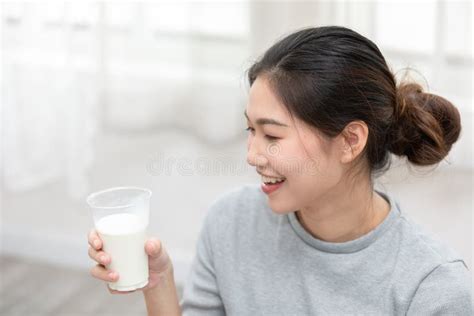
[180,184,472,315]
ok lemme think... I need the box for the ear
[339,120,369,164]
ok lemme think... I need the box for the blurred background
[0,0,472,315]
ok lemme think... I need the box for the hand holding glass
[87,187,152,291]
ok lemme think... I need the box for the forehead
[246,76,290,121]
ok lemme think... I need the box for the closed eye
[265,135,279,141]
[245,127,279,141]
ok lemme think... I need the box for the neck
[295,179,390,243]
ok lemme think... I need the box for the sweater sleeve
[180,202,225,316]
[406,260,472,315]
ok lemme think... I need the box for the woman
[87,26,471,315]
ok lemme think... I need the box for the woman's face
[245,76,347,214]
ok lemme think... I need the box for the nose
[246,138,269,170]
[247,153,268,170]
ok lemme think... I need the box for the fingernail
[109,272,116,280]
[100,255,106,263]
[150,243,156,252]
[94,240,100,248]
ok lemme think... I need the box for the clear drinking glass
[87,186,152,291]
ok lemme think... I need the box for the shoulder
[375,193,471,313]
[379,190,466,267]
[396,212,467,267]
[406,260,472,314]
[390,208,471,311]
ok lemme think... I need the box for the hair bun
[388,82,462,166]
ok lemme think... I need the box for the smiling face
[245,76,350,214]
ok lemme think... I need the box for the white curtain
[2,2,99,198]
[101,2,248,144]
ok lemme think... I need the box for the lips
[261,179,285,194]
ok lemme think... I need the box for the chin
[266,196,295,215]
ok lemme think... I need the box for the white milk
[96,213,149,291]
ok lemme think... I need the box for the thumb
[145,238,172,274]
[145,238,162,257]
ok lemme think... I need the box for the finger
[90,264,119,282]
[88,246,111,265]
[145,238,162,257]
[88,229,102,250]
[87,245,98,261]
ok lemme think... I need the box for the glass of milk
[87,186,152,291]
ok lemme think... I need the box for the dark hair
[247,26,461,179]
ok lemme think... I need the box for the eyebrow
[244,110,289,127]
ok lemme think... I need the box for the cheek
[284,134,340,182]
[265,134,344,213]
[285,152,342,197]
[267,154,343,214]
[287,156,326,185]
[274,140,325,179]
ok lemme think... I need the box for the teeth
[262,175,285,184]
